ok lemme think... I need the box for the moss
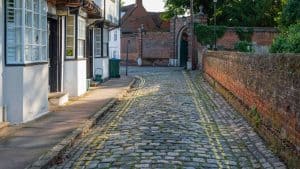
[203,73,300,169]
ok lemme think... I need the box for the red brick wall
[121,32,173,66]
[203,51,300,150]
[217,27,278,50]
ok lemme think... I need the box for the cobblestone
[50,67,286,169]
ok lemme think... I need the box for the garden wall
[217,27,278,50]
[121,32,172,66]
[203,51,300,166]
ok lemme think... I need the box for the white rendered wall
[94,58,109,80]
[64,60,87,97]
[109,28,121,59]
[4,65,49,123]
[0,0,4,122]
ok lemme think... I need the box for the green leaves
[270,22,300,53]
[281,0,300,26]
[234,41,253,53]
[194,24,226,47]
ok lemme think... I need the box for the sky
[123,0,165,12]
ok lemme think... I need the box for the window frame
[66,15,76,59]
[5,0,48,66]
[77,16,86,59]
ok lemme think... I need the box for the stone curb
[26,77,137,169]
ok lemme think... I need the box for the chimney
[136,0,143,7]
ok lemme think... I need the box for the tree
[270,22,300,53]
[162,0,284,27]
[281,0,300,26]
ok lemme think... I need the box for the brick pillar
[137,29,142,66]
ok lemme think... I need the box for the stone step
[48,92,69,106]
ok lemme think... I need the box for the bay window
[77,17,86,59]
[66,15,86,59]
[6,0,47,65]
[94,28,102,58]
[66,16,75,59]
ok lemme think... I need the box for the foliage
[162,0,284,27]
[234,41,253,53]
[270,23,300,53]
[281,0,300,27]
[235,27,254,42]
[194,24,226,46]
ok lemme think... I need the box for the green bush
[270,23,300,53]
[235,27,254,42]
[281,0,300,26]
[234,41,253,52]
[194,24,227,47]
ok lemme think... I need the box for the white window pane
[15,9,22,26]
[15,28,22,45]
[41,16,47,29]
[41,0,47,14]
[15,0,23,8]
[42,46,47,61]
[33,46,39,61]
[78,40,85,58]
[34,14,40,27]
[7,28,16,45]
[41,31,47,45]
[33,0,39,12]
[26,11,32,26]
[25,28,32,44]
[26,0,32,10]
[34,29,40,44]
[25,45,32,61]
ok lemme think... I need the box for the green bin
[109,58,121,78]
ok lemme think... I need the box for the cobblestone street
[51,67,286,169]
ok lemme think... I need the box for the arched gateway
[170,14,207,69]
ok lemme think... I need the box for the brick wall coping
[221,27,278,33]
[206,51,300,58]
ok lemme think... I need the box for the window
[77,17,86,59]
[66,16,75,59]
[94,28,102,58]
[6,0,47,64]
[113,51,117,58]
[103,28,109,58]
[114,30,117,41]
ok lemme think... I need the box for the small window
[114,31,117,41]
[66,16,75,59]
[94,28,102,58]
[6,0,47,64]
[77,17,86,59]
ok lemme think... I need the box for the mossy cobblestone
[50,67,286,169]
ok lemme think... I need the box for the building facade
[0,0,4,123]
[87,0,120,81]
[1,0,119,124]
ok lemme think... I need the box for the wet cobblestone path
[51,68,286,169]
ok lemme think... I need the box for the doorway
[177,28,189,68]
[48,18,61,92]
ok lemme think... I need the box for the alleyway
[51,67,286,169]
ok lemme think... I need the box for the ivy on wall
[235,27,254,42]
[194,24,226,47]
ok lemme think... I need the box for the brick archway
[177,26,189,67]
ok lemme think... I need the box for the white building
[0,0,4,123]
[4,0,49,123]
[109,28,121,59]
[87,0,120,80]
[108,0,121,60]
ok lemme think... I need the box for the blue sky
[123,0,165,12]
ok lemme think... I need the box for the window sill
[5,61,48,67]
